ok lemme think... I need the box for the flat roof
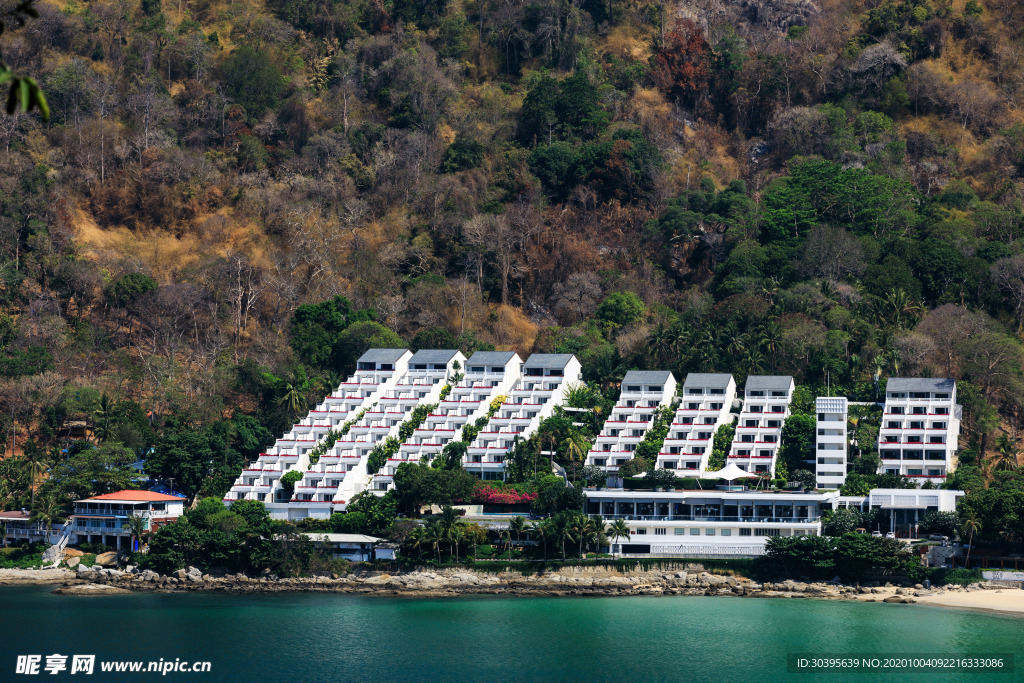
[78,490,184,503]
[408,349,461,364]
[745,375,794,392]
[886,377,955,393]
[622,370,674,384]
[585,489,837,502]
[303,533,383,544]
[466,351,518,365]
[357,348,410,364]
[0,511,30,520]
[683,373,733,389]
[524,353,576,369]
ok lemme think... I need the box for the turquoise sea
[1,587,1021,682]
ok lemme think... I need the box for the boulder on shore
[63,548,84,557]
[66,557,80,568]
[94,552,118,567]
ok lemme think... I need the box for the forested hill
[1,1,1023,502]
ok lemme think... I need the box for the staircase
[46,517,75,568]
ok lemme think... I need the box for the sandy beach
[914,588,1024,615]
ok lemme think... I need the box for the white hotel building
[587,485,967,556]
[464,354,582,480]
[728,375,795,476]
[586,371,677,471]
[658,373,737,474]
[587,488,834,556]
[285,350,465,519]
[225,348,411,517]
[815,396,848,490]
[877,378,962,483]
[376,351,523,490]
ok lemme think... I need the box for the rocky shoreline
[17,563,996,603]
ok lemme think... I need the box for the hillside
[0,0,1023,542]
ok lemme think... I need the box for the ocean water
[1,587,1021,682]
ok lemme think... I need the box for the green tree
[221,46,286,118]
[779,413,816,474]
[595,291,645,327]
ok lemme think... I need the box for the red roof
[82,490,184,503]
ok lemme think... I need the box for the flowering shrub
[471,483,537,505]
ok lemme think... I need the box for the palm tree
[608,519,631,556]
[30,494,61,542]
[961,512,981,568]
[587,515,608,555]
[408,527,426,560]
[22,446,50,512]
[509,516,526,548]
[552,514,573,559]
[991,434,1019,472]
[123,513,148,552]
[881,288,925,330]
[424,520,444,562]
[562,430,590,481]
[450,525,465,563]
[93,393,113,442]
[530,521,548,561]
[279,382,306,417]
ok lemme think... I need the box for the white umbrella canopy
[704,462,759,481]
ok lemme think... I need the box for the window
[674,528,685,535]
[626,385,640,392]
[470,367,484,373]
[689,528,700,536]
[721,529,732,536]
[490,367,503,373]
[704,528,716,536]
[755,528,781,537]
[636,528,647,535]
[739,528,752,536]
[654,528,667,536]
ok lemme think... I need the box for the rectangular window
[636,528,647,535]
[705,528,716,536]
[721,529,732,536]
[689,528,700,536]
[739,528,752,536]
[654,528,667,536]
[674,527,685,535]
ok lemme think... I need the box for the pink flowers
[471,484,537,505]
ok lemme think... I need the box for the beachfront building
[586,371,678,472]
[877,378,962,483]
[72,491,186,550]
[285,350,467,520]
[835,488,965,538]
[585,486,967,554]
[815,397,848,490]
[658,373,737,475]
[587,488,836,557]
[0,510,45,544]
[727,375,795,477]
[301,533,392,561]
[376,351,524,491]
[226,348,412,515]
[464,354,582,481]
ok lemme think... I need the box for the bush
[441,137,485,173]
[939,568,983,586]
